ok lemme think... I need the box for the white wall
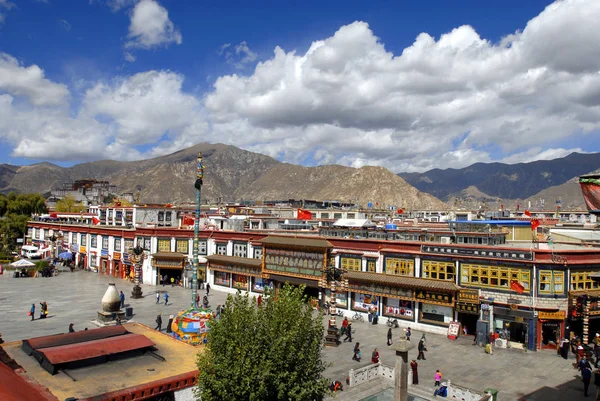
[175,387,195,401]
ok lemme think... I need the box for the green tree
[0,214,30,253]
[196,284,330,401]
[55,194,85,213]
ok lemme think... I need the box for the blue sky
[0,0,599,172]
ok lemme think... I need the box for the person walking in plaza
[155,314,162,331]
[343,322,353,343]
[371,348,380,364]
[156,292,160,304]
[170,277,175,287]
[341,317,349,336]
[30,303,35,321]
[206,283,211,296]
[594,369,600,399]
[68,323,75,333]
[164,291,169,305]
[581,362,592,397]
[257,294,262,307]
[215,305,222,319]
[406,327,412,341]
[434,370,442,387]
[39,301,48,319]
[410,360,419,385]
[417,338,427,360]
[119,291,125,309]
[387,327,393,346]
[352,342,362,362]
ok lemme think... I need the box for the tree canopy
[55,194,85,213]
[0,193,47,253]
[196,284,330,401]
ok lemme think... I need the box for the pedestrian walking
[406,327,411,341]
[352,342,362,362]
[156,292,160,304]
[420,332,426,345]
[417,338,427,360]
[343,322,353,343]
[39,301,48,319]
[581,362,591,396]
[162,274,166,287]
[371,348,380,364]
[206,283,211,296]
[119,291,125,309]
[171,277,175,287]
[215,305,222,319]
[68,323,75,333]
[434,370,442,387]
[387,327,393,346]
[164,292,169,305]
[30,303,35,321]
[594,369,600,400]
[155,314,163,331]
[341,317,349,336]
[473,331,478,345]
[257,294,262,307]
[411,360,419,385]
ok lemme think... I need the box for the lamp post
[129,245,145,299]
[192,152,204,308]
[324,265,346,315]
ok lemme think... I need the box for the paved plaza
[0,269,596,401]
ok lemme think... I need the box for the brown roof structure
[259,235,332,249]
[152,252,186,259]
[344,271,461,293]
[206,255,262,268]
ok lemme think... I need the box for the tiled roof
[151,252,186,259]
[206,255,262,268]
[344,271,461,293]
[259,236,332,249]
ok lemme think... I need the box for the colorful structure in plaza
[170,307,214,345]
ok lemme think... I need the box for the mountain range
[1,145,597,211]
[398,152,600,210]
[0,144,445,210]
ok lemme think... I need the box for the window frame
[461,263,530,293]
[341,256,362,272]
[90,235,97,248]
[114,237,122,252]
[570,271,599,291]
[176,239,189,254]
[422,260,455,281]
[158,238,171,253]
[384,257,414,276]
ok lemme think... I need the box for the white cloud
[125,0,182,49]
[58,19,71,32]
[105,0,137,12]
[206,0,600,172]
[0,0,15,24]
[218,41,257,69]
[0,53,69,106]
[123,51,136,63]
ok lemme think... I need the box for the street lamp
[129,245,145,299]
[48,234,57,260]
[323,265,347,315]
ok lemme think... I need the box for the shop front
[493,305,536,351]
[537,310,566,350]
[113,252,122,278]
[206,255,263,293]
[152,252,186,286]
[251,277,274,294]
[456,289,480,336]
[415,288,457,327]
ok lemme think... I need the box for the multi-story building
[25,217,600,352]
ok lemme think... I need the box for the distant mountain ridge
[398,152,600,206]
[0,143,446,210]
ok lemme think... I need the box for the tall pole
[193,152,204,308]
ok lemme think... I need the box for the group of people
[29,301,48,320]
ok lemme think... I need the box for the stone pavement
[0,270,595,401]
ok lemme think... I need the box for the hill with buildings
[0,143,445,209]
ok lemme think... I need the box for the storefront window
[383,298,414,320]
[176,239,189,254]
[461,263,530,293]
[102,236,109,250]
[384,257,414,276]
[90,255,97,268]
[252,277,273,292]
[216,243,227,255]
[422,260,455,281]
[420,303,453,324]
[570,271,600,291]
[367,258,377,272]
[539,270,564,294]
[341,256,361,272]
[324,289,348,307]
[158,239,171,252]
[232,274,249,290]
[214,271,230,287]
[352,293,378,311]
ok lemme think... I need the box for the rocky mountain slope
[399,152,600,205]
[0,143,445,209]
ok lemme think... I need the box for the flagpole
[192,152,204,309]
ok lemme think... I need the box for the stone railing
[348,364,491,401]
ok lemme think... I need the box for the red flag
[92,217,100,225]
[510,280,524,294]
[49,212,58,218]
[397,208,404,214]
[524,210,531,217]
[297,208,312,220]
[183,216,194,226]
[530,219,540,231]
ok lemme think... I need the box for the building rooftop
[1,323,199,401]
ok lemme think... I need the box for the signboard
[264,248,323,277]
[457,289,479,304]
[348,281,413,299]
[113,252,121,261]
[415,290,453,305]
[422,245,533,261]
[456,302,479,315]
[447,321,460,340]
[538,310,566,320]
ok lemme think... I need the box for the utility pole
[192,153,204,308]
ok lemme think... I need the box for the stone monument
[390,331,413,401]
[97,283,126,324]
